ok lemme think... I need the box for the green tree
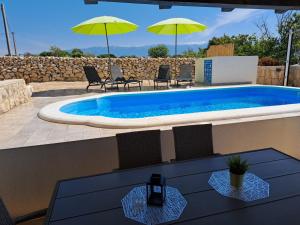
[119,55,137,58]
[83,52,96,58]
[49,46,70,57]
[71,48,84,58]
[97,54,116,58]
[148,44,169,58]
[181,48,206,58]
[39,46,70,57]
[208,34,259,56]
[256,12,300,64]
[254,37,278,59]
[208,34,233,46]
[23,52,35,57]
[39,51,52,57]
[276,12,300,64]
[181,49,198,58]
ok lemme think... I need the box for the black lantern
[146,174,166,206]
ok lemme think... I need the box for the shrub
[148,44,169,58]
[71,48,84,58]
[84,53,96,58]
[39,51,52,57]
[227,155,249,175]
[258,57,281,66]
[39,46,70,57]
[97,54,116,58]
[49,46,70,57]
[119,55,138,58]
[24,52,36,57]
[181,48,206,58]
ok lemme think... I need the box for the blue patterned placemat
[208,170,269,202]
[121,186,187,225]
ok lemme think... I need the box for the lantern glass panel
[146,174,166,206]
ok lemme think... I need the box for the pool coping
[38,85,300,128]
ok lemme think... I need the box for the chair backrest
[0,199,14,225]
[173,124,214,161]
[116,130,162,170]
[83,66,102,83]
[157,65,171,80]
[178,64,193,79]
[111,65,125,81]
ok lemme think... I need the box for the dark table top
[46,148,300,225]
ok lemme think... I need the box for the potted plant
[227,155,249,188]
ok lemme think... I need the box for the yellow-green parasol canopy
[72,16,138,77]
[147,18,207,77]
[147,18,207,35]
[72,16,138,35]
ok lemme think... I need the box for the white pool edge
[38,85,300,128]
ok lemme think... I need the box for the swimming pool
[39,85,300,128]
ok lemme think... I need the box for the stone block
[0,79,32,114]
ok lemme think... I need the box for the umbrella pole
[175,24,178,78]
[104,23,111,78]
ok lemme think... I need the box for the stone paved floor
[0,81,192,150]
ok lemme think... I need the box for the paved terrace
[0,81,196,150]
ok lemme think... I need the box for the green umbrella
[72,16,138,76]
[147,18,207,76]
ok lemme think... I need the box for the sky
[0,0,283,55]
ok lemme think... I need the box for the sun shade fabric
[157,65,171,80]
[83,66,102,83]
[173,124,214,161]
[72,16,138,35]
[147,18,207,35]
[178,64,193,79]
[111,65,125,81]
[116,130,162,170]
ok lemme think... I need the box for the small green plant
[227,155,249,175]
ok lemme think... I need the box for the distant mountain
[77,44,207,57]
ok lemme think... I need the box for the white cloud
[180,40,208,45]
[202,9,262,37]
[181,9,265,46]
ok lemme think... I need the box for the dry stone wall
[257,66,285,85]
[0,56,195,83]
[256,65,300,86]
[0,79,32,114]
[1,56,300,87]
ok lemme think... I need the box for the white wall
[212,56,258,84]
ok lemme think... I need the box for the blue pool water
[60,86,300,119]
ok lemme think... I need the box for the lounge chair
[175,64,193,87]
[0,198,47,225]
[172,124,218,161]
[111,65,142,90]
[116,130,162,170]
[153,65,171,89]
[83,66,110,92]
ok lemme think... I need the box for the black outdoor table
[45,148,300,225]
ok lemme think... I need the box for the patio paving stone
[0,81,200,150]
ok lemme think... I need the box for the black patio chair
[83,66,109,92]
[172,124,218,161]
[116,130,162,170]
[0,198,47,225]
[153,65,171,89]
[111,65,142,90]
[175,64,194,87]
